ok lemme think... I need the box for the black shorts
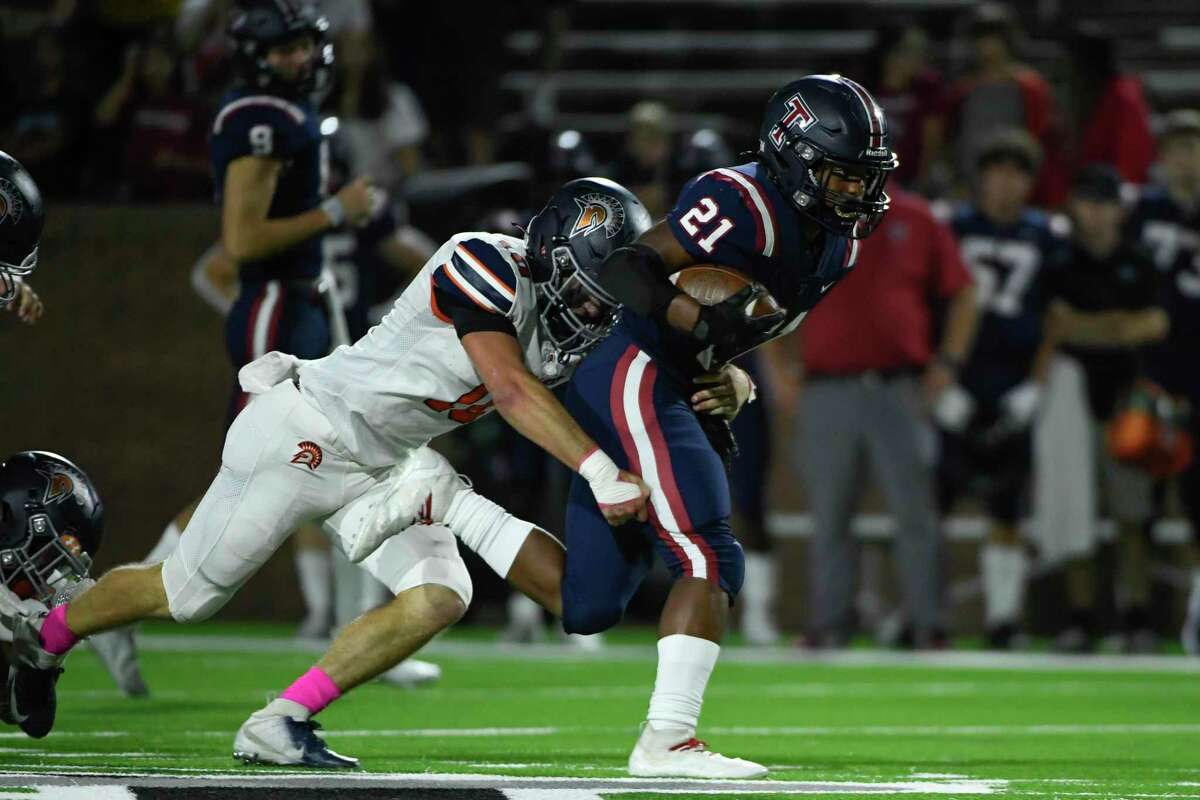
[936,427,1032,525]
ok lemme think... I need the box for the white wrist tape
[578,449,642,507]
[320,196,346,227]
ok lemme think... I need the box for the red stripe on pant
[609,345,691,572]
[635,357,719,583]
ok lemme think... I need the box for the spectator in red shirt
[947,3,1061,204]
[94,34,211,202]
[1065,24,1155,186]
[773,187,978,647]
[868,23,948,194]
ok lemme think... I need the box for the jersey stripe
[440,261,504,314]
[844,238,860,269]
[841,77,885,149]
[449,252,514,314]
[454,243,516,302]
[712,168,777,257]
[213,95,306,134]
[428,276,452,323]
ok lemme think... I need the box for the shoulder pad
[432,236,519,317]
[212,95,312,159]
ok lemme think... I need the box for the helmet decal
[769,93,818,150]
[570,194,625,239]
[0,178,24,225]
[41,471,76,505]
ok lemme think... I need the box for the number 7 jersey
[297,232,558,467]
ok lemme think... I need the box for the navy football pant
[225,280,330,426]
[561,338,745,635]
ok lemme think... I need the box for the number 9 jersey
[210,88,325,282]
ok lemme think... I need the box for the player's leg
[863,375,942,646]
[1102,443,1157,652]
[610,352,764,779]
[978,433,1032,649]
[728,394,778,645]
[1180,454,1200,655]
[1,380,350,735]
[235,488,473,768]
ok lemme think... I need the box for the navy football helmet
[526,178,652,365]
[0,452,103,603]
[228,0,334,100]
[758,74,898,238]
[0,152,44,305]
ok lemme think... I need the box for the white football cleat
[233,709,359,769]
[628,723,767,779]
[346,447,467,563]
[377,658,441,688]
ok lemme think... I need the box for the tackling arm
[460,330,649,525]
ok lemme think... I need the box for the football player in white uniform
[0,178,654,767]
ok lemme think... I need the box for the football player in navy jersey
[461,74,897,778]
[148,0,376,645]
[934,130,1068,648]
[1128,110,1200,653]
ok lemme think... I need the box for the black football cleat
[7,665,62,738]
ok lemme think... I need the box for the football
[671,264,782,318]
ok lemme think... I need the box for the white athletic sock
[143,521,182,564]
[980,542,1027,627]
[645,634,720,739]
[741,552,777,628]
[295,549,333,622]
[444,489,545,578]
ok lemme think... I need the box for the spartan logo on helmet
[0,177,24,226]
[38,469,76,505]
[570,193,626,239]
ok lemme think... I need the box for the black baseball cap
[1071,163,1122,203]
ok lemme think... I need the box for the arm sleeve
[435,285,519,339]
[665,170,769,269]
[430,237,520,319]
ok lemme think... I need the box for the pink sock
[39,604,80,655]
[279,667,342,715]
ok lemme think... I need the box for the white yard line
[131,634,1200,673]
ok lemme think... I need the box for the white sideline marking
[0,790,133,800]
[132,634,1200,672]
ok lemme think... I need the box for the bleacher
[498,0,1200,149]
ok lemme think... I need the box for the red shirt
[873,69,947,187]
[801,188,971,375]
[1078,75,1155,185]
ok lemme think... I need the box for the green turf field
[1,622,1197,799]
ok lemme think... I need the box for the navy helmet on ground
[0,152,44,305]
[526,178,653,363]
[757,74,898,238]
[0,451,103,603]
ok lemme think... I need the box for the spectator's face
[1069,196,1123,255]
[629,124,671,167]
[1161,134,1200,188]
[973,33,1010,69]
[977,160,1033,218]
[266,35,315,84]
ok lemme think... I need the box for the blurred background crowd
[3,0,1200,654]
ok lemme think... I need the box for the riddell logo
[290,441,323,471]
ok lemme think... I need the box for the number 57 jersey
[298,232,556,467]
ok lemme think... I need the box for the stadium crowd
[2,0,1198,656]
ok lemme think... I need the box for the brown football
[671,264,782,317]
